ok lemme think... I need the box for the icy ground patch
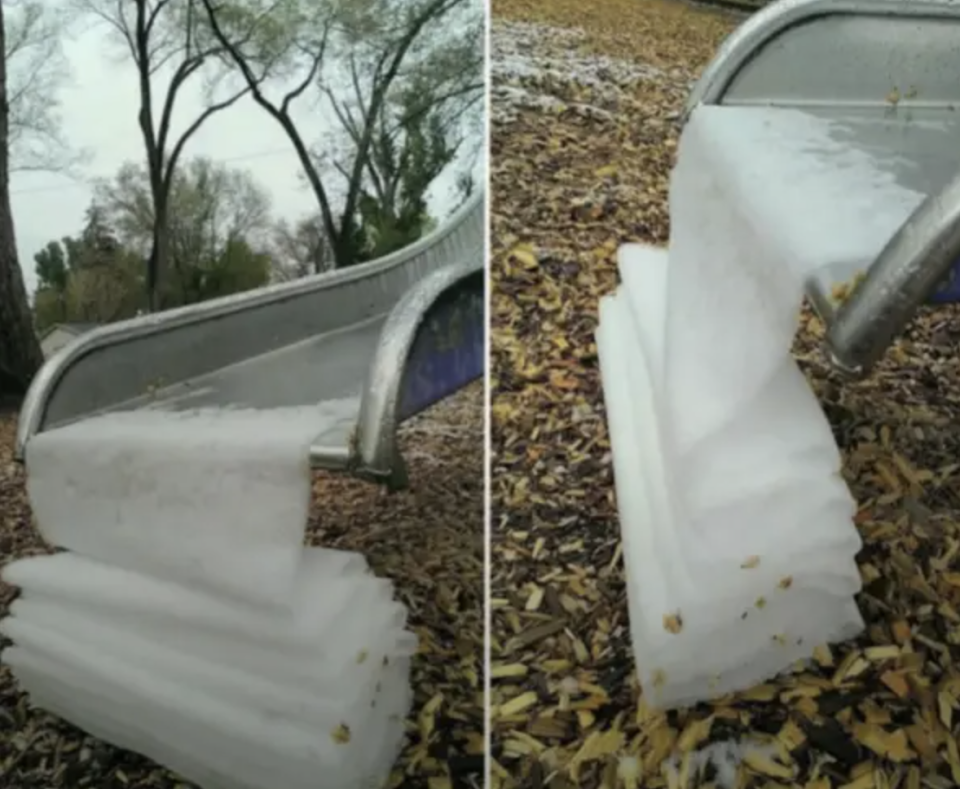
[663,739,783,789]
[492,20,687,125]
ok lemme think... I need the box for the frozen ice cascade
[596,105,868,710]
[0,407,416,789]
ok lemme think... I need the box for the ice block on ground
[4,406,418,789]
[5,637,412,789]
[2,551,404,685]
[2,547,416,788]
[597,242,863,710]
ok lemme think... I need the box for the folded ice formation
[2,407,416,789]
[595,107,865,710]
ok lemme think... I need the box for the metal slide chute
[16,190,484,483]
[684,0,960,376]
[339,258,484,489]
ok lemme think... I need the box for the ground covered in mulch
[490,1,960,788]
[0,381,484,789]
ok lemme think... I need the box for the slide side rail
[328,256,484,489]
[827,172,960,375]
[16,192,483,460]
[686,0,960,117]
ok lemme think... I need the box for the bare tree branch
[79,0,264,309]
[200,0,340,257]
[5,1,86,173]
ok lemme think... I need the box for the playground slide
[16,189,484,487]
[1,191,485,789]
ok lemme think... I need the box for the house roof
[39,322,100,342]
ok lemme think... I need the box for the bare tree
[0,0,43,397]
[326,2,483,224]
[200,0,469,268]
[270,214,333,280]
[75,0,277,310]
[95,156,274,304]
[5,0,86,173]
[95,156,273,262]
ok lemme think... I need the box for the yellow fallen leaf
[509,245,538,269]
[833,651,870,684]
[892,452,923,490]
[852,722,915,762]
[663,611,683,634]
[942,572,960,588]
[839,771,877,789]
[741,684,779,702]
[778,718,806,751]
[490,663,528,679]
[743,750,793,779]
[880,670,910,698]
[864,645,899,661]
[568,728,626,780]
[499,691,538,717]
[946,736,960,784]
[525,585,545,611]
[939,691,953,731]
[645,725,678,772]
[677,716,715,754]
[891,620,912,644]
[813,643,834,667]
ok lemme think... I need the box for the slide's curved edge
[15,191,484,461]
[684,0,958,121]
[827,171,960,375]
[317,254,484,489]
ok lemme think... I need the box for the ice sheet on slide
[112,314,387,449]
[688,105,960,311]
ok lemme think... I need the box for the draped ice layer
[2,406,416,789]
[24,408,326,609]
[596,106,867,710]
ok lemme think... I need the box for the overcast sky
[11,16,484,295]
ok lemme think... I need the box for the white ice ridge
[2,407,416,789]
[595,106,866,710]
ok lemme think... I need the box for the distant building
[39,322,100,358]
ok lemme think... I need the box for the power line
[10,146,301,196]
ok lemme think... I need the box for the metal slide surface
[17,191,485,487]
[685,0,960,374]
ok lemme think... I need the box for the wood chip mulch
[0,381,483,789]
[489,1,960,788]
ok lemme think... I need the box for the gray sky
[12,19,483,295]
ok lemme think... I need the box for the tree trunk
[0,0,42,399]
[146,202,170,312]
